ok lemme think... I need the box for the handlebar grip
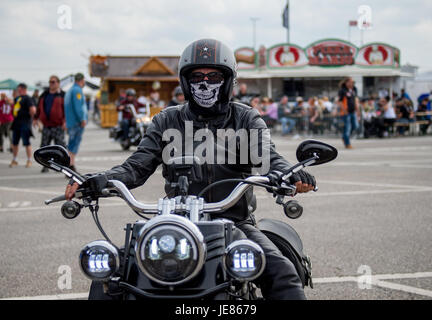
[45,195,66,205]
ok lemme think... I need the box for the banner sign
[306,39,357,66]
[235,39,400,70]
[356,43,400,67]
[234,47,257,70]
[267,44,308,68]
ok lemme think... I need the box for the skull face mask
[189,80,224,108]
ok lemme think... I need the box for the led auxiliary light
[224,240,266,281]
[79,240,119,281]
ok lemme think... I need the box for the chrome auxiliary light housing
[79,240,120,281]
[223,240,266,281]
[135,215,206,286]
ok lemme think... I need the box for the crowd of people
[0,73,88,172]
[2,73,431,167]
[232,79,432,149]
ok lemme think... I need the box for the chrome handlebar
[106,176,270,215]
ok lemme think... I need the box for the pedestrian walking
[9,83,37,168]
[338,77,359,149]
[34,75,66,172]
[64,73,87,172]
[0,93,14,153]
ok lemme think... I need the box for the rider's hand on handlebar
[65,180,79,200]
[290,170,316,193]
[268,169,316,194]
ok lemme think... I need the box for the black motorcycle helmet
[126,88,136,97]
[178,39,237,107]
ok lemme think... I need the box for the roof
[60,74,100,90]
[0,78,37,90]
[89,55,180,80]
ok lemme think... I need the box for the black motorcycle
[34,140,337,300]
[109,103,151,150]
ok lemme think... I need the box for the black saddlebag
[257,218,313,288]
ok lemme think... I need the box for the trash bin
[100,103,118,128]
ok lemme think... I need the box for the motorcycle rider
[117,88,139,143]
[167,86,186,107]
[65,39,315,300]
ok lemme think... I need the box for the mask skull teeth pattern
[190,80,224,108]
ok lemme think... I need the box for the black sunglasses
[188,71,224,84]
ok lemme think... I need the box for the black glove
[267,169,316,195]
[290,170,316,188]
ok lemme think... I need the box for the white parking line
[2,271,432,300]
[372,280,432,298]
[2,292,88,300]
[319,179,432,190]
[0,186,59,195]
[0,203,123,213]
[314,271,432,298]
[0,174,62,180]
[256,187,432,200]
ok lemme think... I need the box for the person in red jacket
[0,93,14,152]
[34,75,66,172]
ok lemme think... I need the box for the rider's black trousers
[236,222,307,300]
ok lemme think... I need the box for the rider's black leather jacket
[102,101,293,222]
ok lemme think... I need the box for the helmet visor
[188,71,225,85]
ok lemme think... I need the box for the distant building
[89,55,180,104]
[89,55,180,127]
[234,39,416,101]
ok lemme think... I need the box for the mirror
[34,145,70,171]
[296,140,338,166]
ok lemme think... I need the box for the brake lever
[45,194,67,205]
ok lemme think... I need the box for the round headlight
[79,240,119,281]
[135,215,206,286]
[224,240,266,281]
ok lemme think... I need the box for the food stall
[89,55,180,127]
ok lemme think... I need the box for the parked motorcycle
[34,140,337,300]
[109,103,151,150]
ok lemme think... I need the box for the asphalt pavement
[0,122,431,300]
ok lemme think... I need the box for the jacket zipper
[205,121,213,202]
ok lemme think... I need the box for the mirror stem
[282,155,319,181]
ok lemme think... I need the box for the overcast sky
[1,0,431,85]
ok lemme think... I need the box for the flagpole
[286,0,290,43]
[251,17,259,50]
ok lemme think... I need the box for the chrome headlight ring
[79,240,120,281]
[223,239,266,281]
[135,215,206,286]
